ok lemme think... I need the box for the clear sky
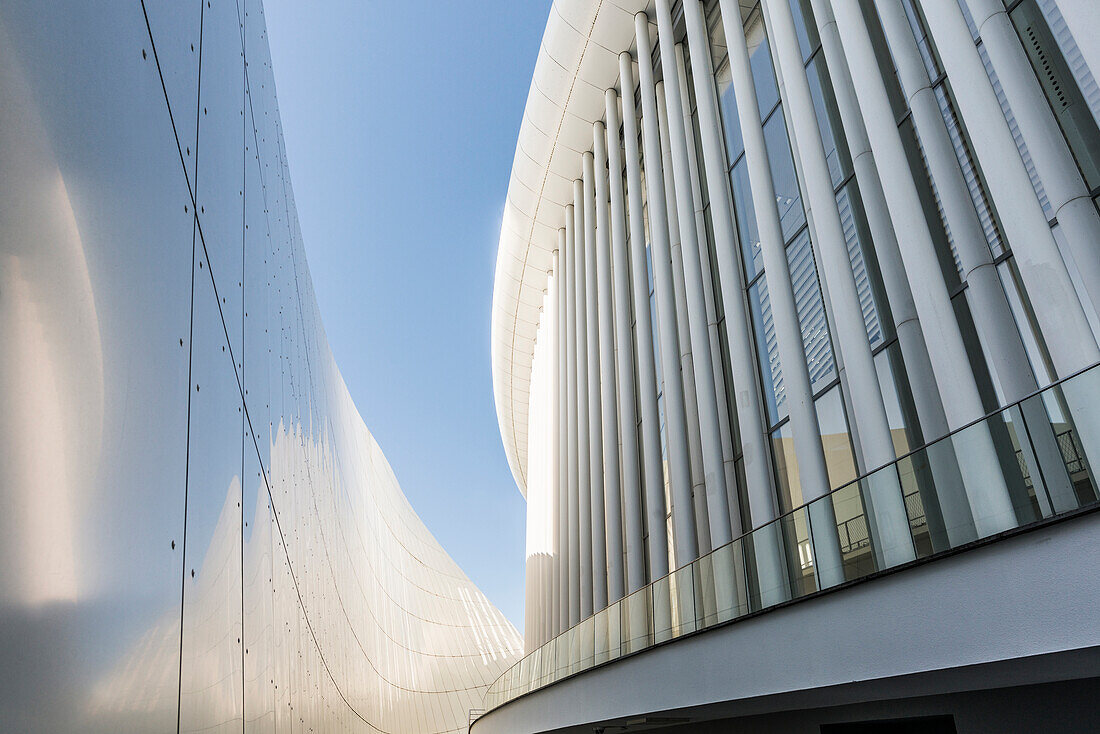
[261,1,551,631]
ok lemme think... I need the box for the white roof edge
[491,0,653,497]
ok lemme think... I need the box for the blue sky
[262,1,551,630]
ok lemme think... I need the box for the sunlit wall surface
[0,1,522,731]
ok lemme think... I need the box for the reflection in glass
[748,19,779,119]
[731,160,763,281]
[749,278,784,424]
[763,110,806,239]
[716,60,745,164]
[486,366,1100,715]
[806,54,850,187]
[786,229,834,394]
[772,422,801,511]
[836,185,885,349]
[816,386,857,490]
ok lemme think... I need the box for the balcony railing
[478,362,1100,717]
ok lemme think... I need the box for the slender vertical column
[548,253,561,642]
[1054,1,1100,85]
[763,0,914,567]
[564,214,581,627]
[681,0,778,532]
[674,44,743,541]
[874,0,1076,513]
[524,466,538,653]
[620,53,672,581]
[656,79,713,555]
[964,0,1100,507]
[556,237,569,635]
[594,121,626,605]
[605,90,647,594]
[805,0,963,547]
[918,0,1099,377]
[635,12,699,568]
[583,153,608,613]
[828,0,1017,537]
[1047,0,1100,84]
[524,303,552,652]
[654,0,734,551]
[874,0,1032,398]
[968,0,1100,322]
[716,0,833,510]
[573,182,594,620]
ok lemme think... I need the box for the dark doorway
[821,715,957,734]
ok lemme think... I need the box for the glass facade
[492,0,1100,718]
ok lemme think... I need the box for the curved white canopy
[491,0,653,496]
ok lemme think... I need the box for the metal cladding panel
[0,1,522,732]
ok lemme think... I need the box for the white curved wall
[0,1,521,731]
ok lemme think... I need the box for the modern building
[0,1,521,732]
[487,0,1100,731]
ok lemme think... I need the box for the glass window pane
[747,18,779,119]
[716,59,745,164]
[874,345,914,457]
[730,159,763,281]
[806,54,851,186]
[836,184,885,349]
[932,85,1006,258]
[771,423,801,511]
[816,386,857,489]
[786,229,835,394]
[749,278,785,424]
[787,0,815,61]
[763,108,806,239]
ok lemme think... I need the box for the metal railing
[478,362,1100,718]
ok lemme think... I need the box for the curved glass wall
[482,363,1100,715]
[0,1,521,732]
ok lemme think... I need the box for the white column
[921,0,1100,514]
[524,473,538,653]
[763,0,915,568]
[656,79,713,556]
[605,90,647,594]
[674,43,743,541]
[968,0,1100,515]
[620,52,672,581]
[874,0,1076,515]
[525,301,554,652]
[583,153,608,614]
[556,236,569,634]
[806,0,966,547]
[681,0,779,532]
[829,0,1017,538]
[635,12,699,569]
[715,0,842,590]
[654,0,735,552]
[968,0,1100,323]
[548,254,561,643]
[919,0,1099,378]
[715,1,833,504]
[574,182,594,621]
[594,121,626,605]
[564,213,581,627]
[1054,1,1100,85]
